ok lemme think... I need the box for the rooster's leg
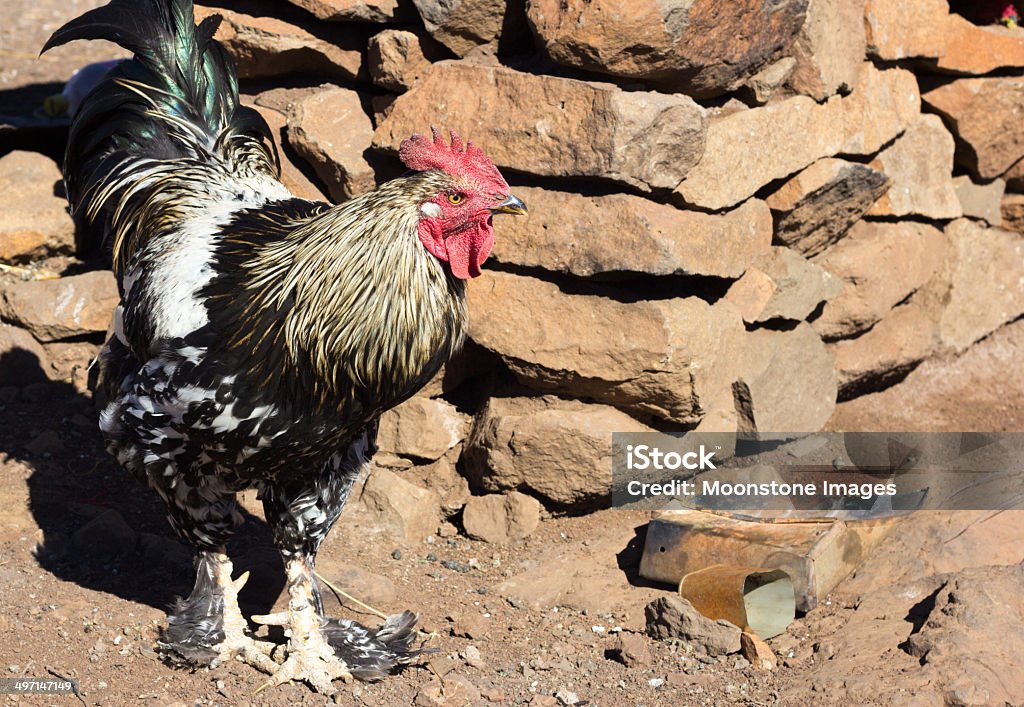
[252,556,353,695]
[160,550,276,672]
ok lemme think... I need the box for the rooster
[43,0,525,695]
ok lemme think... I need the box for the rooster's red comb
[399,127,509,193]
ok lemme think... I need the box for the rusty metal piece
[679,565,795,639]
[640,509,900,611]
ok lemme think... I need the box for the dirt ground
[1,324,1023,707]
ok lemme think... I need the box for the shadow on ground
[2,348,285,618]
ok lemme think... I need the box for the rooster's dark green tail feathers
[43,0,279,264]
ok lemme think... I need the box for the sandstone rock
[1002,193,1024,233]
[733,323,836,434]
[412,0,509,56]
[0,152,74,263]
[867,114,961,220]
[287,88,376,202]
[830,304,936,399]
[461,492,541,544]
[1005,157,1024,193]
[829,319,1024,432]
[286,0,414,22]
[837,64,921,156]
[526,0,809,98]
[904,565,1024,705]
[767,158,890,256]
[724,248,841,324]
[0,324,49,386]
[645,595,742,655]
[376,397,469,461]
[811,221,945,340]
[43,341,100,383]
[867,0,1024,74]
[864,0,948,60]
[745,58,796,104]
[924,77,1024,180]
[952,176,1004,226]
[675,66,918,210]
[490,188,771,279]
[467,271,744,423]
[368,30,441,92]
[359,468,441,542]
[613,633,651,669]
[463,396,655,507]
[741,631,777,671]
[786,0,865,100]
[194,6,362,81]
[374,62,708,192]
[0,271,118,342]
[242,95,327,202]
[915,219,1024,354]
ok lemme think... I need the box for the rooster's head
[400,127,526,279]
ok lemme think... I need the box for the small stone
[740,632,777,671]
[555,688,580,706]
[612,632,651,668]
[952,176,1004,226]
[461,644,483,668]
[391,548,402,560]
[359,468,441,543]
[462,492,541,545]
[645,595,742,656]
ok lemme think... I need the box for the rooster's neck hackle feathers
[215,171,468,413]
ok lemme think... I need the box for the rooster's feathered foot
[159,551,276,674]
[251,558,427,694]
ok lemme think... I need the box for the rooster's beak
[491,194,527,216]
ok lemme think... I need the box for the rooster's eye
[447,193,465,205]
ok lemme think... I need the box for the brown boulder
[461,492,541,544]
[913,219,1024,354]
[831,304,936,399]
[811,221,946,340]
[867,114,961,220]
[368,29,441,93]
[831,319,1024,433]
[785,0,865,100]
[467,271,744,423]
[242,94,328,202]
[286,0,414,22]
[527,0,808,98]
[376,397,470,461]
[867,0,1024,74]
[0,271,118,343]
[374,61,708,192]
[412,0,510,56]
[1003,193,1024,233]
[724,248,842,324]
[490,188,772,279]
[0,152,74,263]
[463,396,655,507]
[358,468,441,542]
[734,323,836,434]
[287,88,377,202]
[767,158,890,257]
[675,65,918,210]
[952,176,1004,226]
[924,77,1024,180]
[194,6,362,81]
[864,0,948,61]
